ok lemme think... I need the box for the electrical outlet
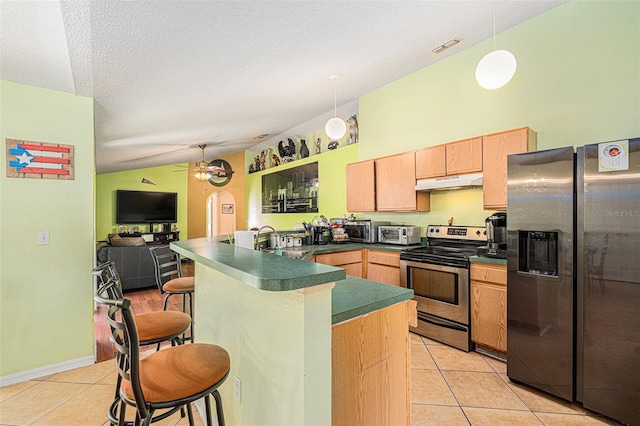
[234,375,241,402]
[37,231,50,245]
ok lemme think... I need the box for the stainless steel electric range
[400,225,486,352]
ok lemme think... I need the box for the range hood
[415,172,483,191]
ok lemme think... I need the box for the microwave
[343,220,390,243]
[378,225,421,245]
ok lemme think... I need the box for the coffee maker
[477,212,507,258]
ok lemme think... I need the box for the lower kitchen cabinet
[332,300,411,425]
[315,250,363,278]
[365,250,400,286]
[470,262,507,354]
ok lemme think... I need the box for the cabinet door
[343,263,363,278]
[470,263,507,353]
[415,145,446,179]
[367,250,400,267]
[346,160,376,212]
[446,137,483,175]
[471,281,507,352]
[315,250,362,266]
[482,128,536,210]
[367,263,400,286]
[376,152,429,212]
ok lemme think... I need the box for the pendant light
[475,2,517,90]
[325,75,347,140]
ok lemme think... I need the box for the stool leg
[212,390,225,426]
[204,394,213,426]
[186,403,194,426]
[163,293,171,311]
[188,292,194,342]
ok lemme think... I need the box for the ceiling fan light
[195,171,211,181]
[325,117,347,140]
[475,49,517,90]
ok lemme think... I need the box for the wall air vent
[432,39,460,54]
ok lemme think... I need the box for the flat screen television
[116,190,178,224]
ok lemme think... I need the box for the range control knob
[476,230,481,236]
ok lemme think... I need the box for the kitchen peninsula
[171,238,415,426]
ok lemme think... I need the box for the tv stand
[118,231,179,245]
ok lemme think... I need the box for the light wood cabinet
[332,301,411,426]
[315,250,363,278]
[482,127,537,210]
[446,137,483,175]
[346,160,376,212]
[415,145,446,179]
[375,152,430,212]
[470,262,507,353]
[415,137,482,179]
[365,250,401,286]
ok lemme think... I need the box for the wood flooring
[93,261,194,362]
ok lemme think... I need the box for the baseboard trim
[0,355,95,387]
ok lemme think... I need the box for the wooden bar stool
[95,276,229,426]
[93,261,192,425]
[148,245,195,343]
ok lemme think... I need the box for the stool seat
[163,276,195,293]
[121,343,230,404]
[135,311,192,343]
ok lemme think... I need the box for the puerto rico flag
[6,139,74,180]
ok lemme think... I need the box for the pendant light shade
[325,75,346,140]
[325,117,347,140]
[476,2,516,90]
[476,49,517,90]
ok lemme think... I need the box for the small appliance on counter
[343,220,390,243]
[476,212,506,259]
[378,225,421,245]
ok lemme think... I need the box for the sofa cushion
[110,234,146,247]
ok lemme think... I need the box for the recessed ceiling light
[432,39,460,54]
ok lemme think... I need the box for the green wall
[245,144,358,230]
[0,81,95,379]
[96,165,189,240]
[356,1,640,227]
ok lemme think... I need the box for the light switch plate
[37,231,50,245]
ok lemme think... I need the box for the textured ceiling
[0,0,565,174]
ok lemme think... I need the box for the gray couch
[97,245,158,291]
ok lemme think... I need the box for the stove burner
[400,225,486,267]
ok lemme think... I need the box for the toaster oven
[378,225,421,245]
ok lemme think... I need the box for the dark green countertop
[171,238,346,291]
[332,276,413,324]
[469,255,507,266]
[171,238,414,324]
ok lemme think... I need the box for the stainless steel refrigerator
[506,138,640,426]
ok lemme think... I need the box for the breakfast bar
[171,238,415,426]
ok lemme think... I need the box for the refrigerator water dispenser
[518,231,558,276]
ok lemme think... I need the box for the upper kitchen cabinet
[376,152,430,212]
[415,145,446,179]
[482,127,537,210]
[416,137,482,179]
[346,160,376,212]
[446,137,483,175]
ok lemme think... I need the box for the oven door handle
[417,313,467,332]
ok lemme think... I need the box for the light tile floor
[0,334,623,425]
[410,333,622,425]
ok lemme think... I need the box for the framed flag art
[6,139,74,180]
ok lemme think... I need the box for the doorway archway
[207,190,236,238]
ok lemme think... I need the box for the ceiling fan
[176,144,235,187]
